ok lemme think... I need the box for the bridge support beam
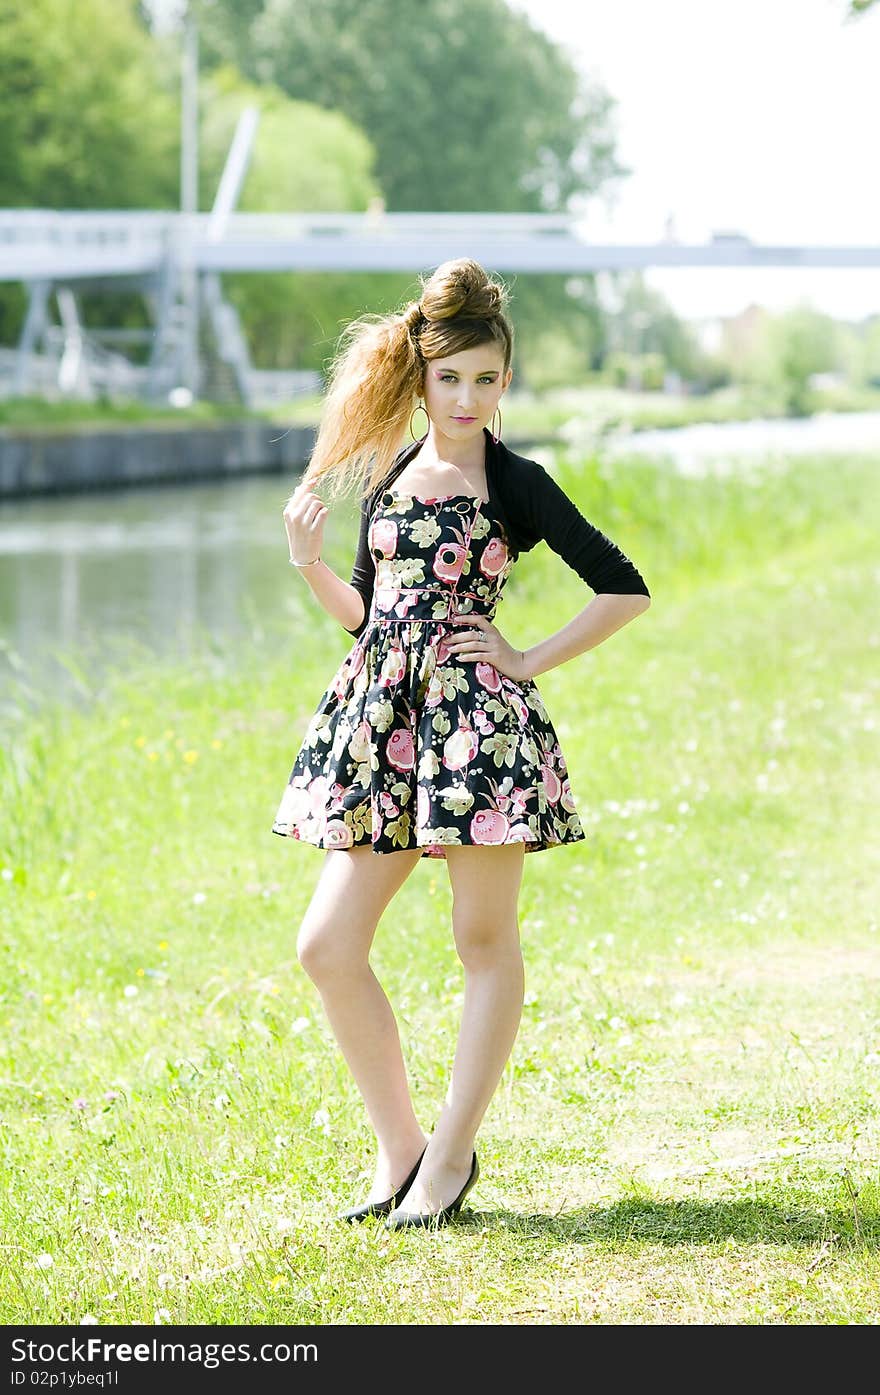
[14,279,51,396]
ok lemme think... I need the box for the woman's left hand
[445,613,529,681]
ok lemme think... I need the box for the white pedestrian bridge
[3,210,877,405]
[2,209,879,280]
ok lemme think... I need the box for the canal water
[2,411,878,714]
[0,470,360,716]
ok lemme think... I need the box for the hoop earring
[491,406,502,443]
[409,401,429,441]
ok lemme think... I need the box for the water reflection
[0,471,357,709]
[4,411,878,711]
[601,409,880,474]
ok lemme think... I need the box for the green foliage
[224,270,419,372]
[513,330,590,394]
[0,0,184,342]
[603,350,637,390]
[0,0,178,208]
[197,65,411,367]
[189,0,266,67]
[714,304,855,415]
[190,0,632,371]
[201,0,628,215]
[0,284,26,351]
[863,318,880,384]
[199,66,380,214]
[639,351,666,391]
[0,396,265,428]
[601,350,673,393]
[766,306,840,415]
[605,271,705,380]
[503,273,609,389]
[730,306,836,416]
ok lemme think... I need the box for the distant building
[720,303,770,370]
[684,302,769,364]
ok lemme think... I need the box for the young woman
[273,258,651,1229]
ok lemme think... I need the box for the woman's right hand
[282,481,328,565]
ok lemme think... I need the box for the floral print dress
[271,488,587,858]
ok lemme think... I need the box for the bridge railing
[0,210,585,239]
[0,209,590,266]
[0,209,175,249]
[1,211,877,278]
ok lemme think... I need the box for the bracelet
[289,556,322,567]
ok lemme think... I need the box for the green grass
[1,447,879,1324]
[269,381,880,438]
[6,379,879,439]
[0,397,267,432]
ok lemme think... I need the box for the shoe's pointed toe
[339,1197,394,1223]
[338,1146,427,1224]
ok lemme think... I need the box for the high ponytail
[300,258,513,503]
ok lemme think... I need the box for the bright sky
[510,0,880,321]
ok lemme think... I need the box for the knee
[452,914,521,973]
[296,919,361,984]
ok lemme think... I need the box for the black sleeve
[344,493,376,638]
[527,463,651,598]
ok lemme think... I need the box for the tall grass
[1,446,878,1324]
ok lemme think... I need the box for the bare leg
[296,843,426,1199]
[396,841,526,1214]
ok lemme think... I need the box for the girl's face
[421,343,512,441]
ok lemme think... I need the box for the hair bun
[419,257,506,323]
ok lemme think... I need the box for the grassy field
[0,397,269,432]
[268,381,880,435]
[1,445,878,1324]
[5,381,880,437]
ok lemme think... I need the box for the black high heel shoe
[384,1151,479,1230]
[338,1146,427,1223]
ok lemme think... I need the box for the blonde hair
[297,257,513,504]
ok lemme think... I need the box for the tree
[604,273,704,382]
[177,0,266,66]
[769,307,840,415]
[199,66,380,213]
[0,0,181,345]
[0,0,178,209]
[734,306,840,416]
[149,0,632,381]
[199,68,414,370]
[843,315,880,388]
[198,0,628,215]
